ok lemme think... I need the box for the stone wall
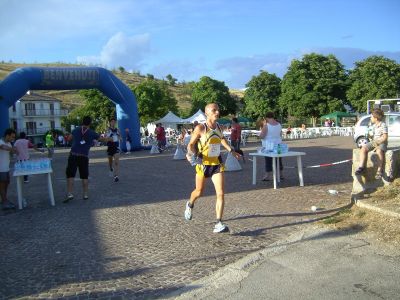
[352,148,400,194]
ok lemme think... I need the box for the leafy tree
[118,66,126,73]
[279,53,348,126]
[61,105,100,132]
[131,80,178,125]
[243,71,281,120]
[166,74,177,86]
[64,89,115,132]
[347,56,400,112]
[80,89,116,130]
[146,74,155,80]
[191,76,236,115]
[61,106,87,132]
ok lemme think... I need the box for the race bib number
[208,144,220,157]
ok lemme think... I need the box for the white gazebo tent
[182,109,206,124]
[153,111,185,130]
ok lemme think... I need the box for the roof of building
[20,92,61,102]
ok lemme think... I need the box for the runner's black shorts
[195,164,225,178]
[0,171,10,183]
[107,142,120,156]
[66,154,89,179]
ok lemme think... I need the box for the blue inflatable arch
[0,67,141,150]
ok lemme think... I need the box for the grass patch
[356,210,366,218]
[374,178,400,201]
[322,207,352,224]
[323,216,342,224]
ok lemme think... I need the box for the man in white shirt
[0,128,18,210]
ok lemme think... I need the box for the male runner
[106,118,121,182]
[185,103,241,233]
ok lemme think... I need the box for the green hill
[0,62,243,114]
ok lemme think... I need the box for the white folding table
[249,151,306,189]
[13,168,55,209]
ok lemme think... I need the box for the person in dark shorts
[106,118,122,182]
[64,116,111,203]
[184,103,241,233]
[0,129,18,210]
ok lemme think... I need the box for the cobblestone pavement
[0,136,354,299]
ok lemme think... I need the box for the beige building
[8,91,68,144]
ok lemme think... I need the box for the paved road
[168,227,400,300]
[1,136,354,299]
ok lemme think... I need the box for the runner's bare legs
[211,172,225,220]
[189,174,206,205]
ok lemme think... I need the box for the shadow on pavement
[0,137,357,299]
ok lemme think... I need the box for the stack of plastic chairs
[150,141,160,154]
[173,144,186,160]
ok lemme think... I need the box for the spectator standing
[259,112,284,181]
[58,134,65,147]
[14,132,44,183]
[125,128,132,154]
[155,123,166,152]
[0,128,18,210]
[286,126,292,136]
[106,118,122,182]
[45,130,56,159]
[230,117,243,159]
[63,116,111,203]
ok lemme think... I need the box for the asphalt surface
[167,227,400,300]
[0,136,369,299]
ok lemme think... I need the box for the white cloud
[77,32,151,70]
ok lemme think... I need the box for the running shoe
[114,176,119,182]
[63,194,74,203]
[213,221,229,233]
[184,201,192,220]
[83,195,89,200]
[375,171,383,180]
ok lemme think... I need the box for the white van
[353,112,400,148]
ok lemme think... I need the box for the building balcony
[19,127,64,136]
[22,109,69,117]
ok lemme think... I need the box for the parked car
[353,112,400,148]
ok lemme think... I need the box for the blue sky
[1,0,399,89]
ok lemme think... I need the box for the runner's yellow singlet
[197,123,224,165]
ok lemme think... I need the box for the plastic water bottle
[188,152,199,166]
[277,144,282,154]
[191,155,199,166]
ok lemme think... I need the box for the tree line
[63,53,400,131]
